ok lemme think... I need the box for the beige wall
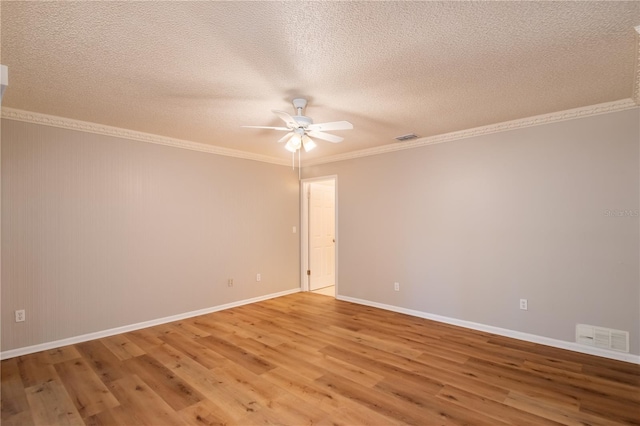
[3,108,639,357]
[303,108,640,355]
[1,120,300,352]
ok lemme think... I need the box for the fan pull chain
[291,151,295,170]
[298,149,301,180]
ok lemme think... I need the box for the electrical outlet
[520,299,528,310]
[256,273,261,282]
[228,278,234,287]
[394,282,400,291]
[15,309,25,322]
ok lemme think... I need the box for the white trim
[300,180,310,292]
[337,295,640,365]
[634,26,640,105]
[0,65,8,102]
[299,176,339,294]
[0,288,300,360]
[304,99,639,166]
[3,100,638,168]
[0,107,289,166]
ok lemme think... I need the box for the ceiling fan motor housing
[293,115,312,127]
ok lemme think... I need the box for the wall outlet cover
[15,309,25,322]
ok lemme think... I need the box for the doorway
[301,176,337,297]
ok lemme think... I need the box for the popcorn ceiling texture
[1,2,639,161]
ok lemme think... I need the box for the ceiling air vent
[394,133,419,142]
[576,324,629,353]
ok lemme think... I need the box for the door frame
[300,175,338,293]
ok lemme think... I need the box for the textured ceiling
[1,1,639,162]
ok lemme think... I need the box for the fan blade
[307,121,353,132]
[241,125,289,131]
[302,135,317,152]
[278,132,294,143]
[307,131,344,143]
[272,110,299,128]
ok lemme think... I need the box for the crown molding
[303,98,639,167]
[633,26,640,106]
[0,108,289,166]
[3,99,637,169]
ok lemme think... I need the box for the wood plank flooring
[2,292,639,425]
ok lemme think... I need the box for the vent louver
[576,324,629,353]
[394,133,419,141]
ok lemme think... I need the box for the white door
[309,181,335,291]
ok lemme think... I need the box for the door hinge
[307,270,311,276]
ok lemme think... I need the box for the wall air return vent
[576,324,629,353]
[394,133,419,142]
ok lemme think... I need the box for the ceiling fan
[242,98,353,152]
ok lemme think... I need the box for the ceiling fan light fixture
[285,135,302,152]
[302,136,316,152]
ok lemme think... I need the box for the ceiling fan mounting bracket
[292,98,308,111]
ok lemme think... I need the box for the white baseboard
[0,288,301,360]
[337,295,640,365]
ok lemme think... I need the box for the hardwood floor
[2,292,639,425]
[311,285,335,297]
